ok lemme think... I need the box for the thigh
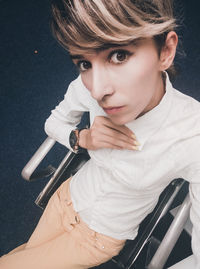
[6,243,27,256]
[1,177,125,269]
[26,178,71,248]
[0,233,83,269]
[0,230,116,269]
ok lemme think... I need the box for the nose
[90,64,114,101]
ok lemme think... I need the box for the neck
[137,73,166,118]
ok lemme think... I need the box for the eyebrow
[70,40,140,60]
[70,54,84,60]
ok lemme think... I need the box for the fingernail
[132,146,139,150]
[131,134,137,139]
[134,141,141,146]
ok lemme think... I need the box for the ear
[159,31,178,71]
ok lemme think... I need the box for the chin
[109,115,131,126]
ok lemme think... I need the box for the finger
[98,125,140,146]
[101,117,137,139]
[97,141,139,151]
[99,133,139,150]
[96,142,122,150]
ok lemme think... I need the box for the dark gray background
[0,0,200,256]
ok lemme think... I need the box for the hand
[79,116,140,151]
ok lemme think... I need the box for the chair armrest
[35,149,77,209]
[21,137,56,181]
[147,194,191,269]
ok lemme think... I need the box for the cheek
[121,55,159,97]
[131,54,159,82]
[81,73,92,92]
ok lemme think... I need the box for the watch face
[69,130,78,149]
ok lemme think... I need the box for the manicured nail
[131,134,137,139]
[132,145,139,150]
[134,141,141,146]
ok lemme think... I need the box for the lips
[103,106,125,115]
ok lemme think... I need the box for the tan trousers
[0,178,125,269]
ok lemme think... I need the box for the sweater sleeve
[44,76,90,151]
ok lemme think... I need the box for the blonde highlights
[51,0,177,55]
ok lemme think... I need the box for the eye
[109,50,132,64]
[77,61,91,72]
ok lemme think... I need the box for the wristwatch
[69,128,86,153]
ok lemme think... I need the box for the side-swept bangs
[51,0,176,55]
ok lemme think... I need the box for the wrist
[69,128,88,153]
[79,129,89,149]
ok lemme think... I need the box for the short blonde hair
[51,0,176,55]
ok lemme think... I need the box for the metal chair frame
[21,137,191,269]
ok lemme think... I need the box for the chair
[21,137,191,269]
